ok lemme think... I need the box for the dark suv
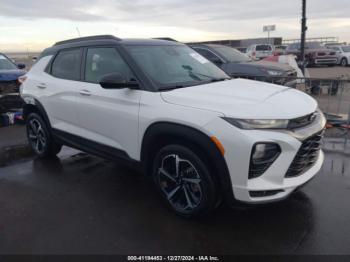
[286,42,337,67]
[190,44,297,87]
[0,53,26,113]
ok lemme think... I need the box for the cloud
[0,0,104,21]
[0,0,349,51]
[1,0,349,23]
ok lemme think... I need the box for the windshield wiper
[158,85,186,91]
[210,78,229,82]
[182,65,230,82]
[182,65,213,80]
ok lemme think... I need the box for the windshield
[342,46,350,52]
[212,46,251,63]
[126,45,229,90]
[0,55,17,70]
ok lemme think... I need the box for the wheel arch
[140,121,235,205]
[22,98,51,128]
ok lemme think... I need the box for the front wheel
[26,113,62,158]
[152,145,218,218]
[341,58,348,67]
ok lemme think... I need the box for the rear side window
[84,47,135,84]
[51,49,82,81]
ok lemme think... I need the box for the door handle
[37,83,47,89]
[79,90,91,96]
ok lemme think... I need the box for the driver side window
[85,48,135,84]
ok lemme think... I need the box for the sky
[0,0,349,52]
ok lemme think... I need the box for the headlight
[266,70,284,76]
[222,118,289,129]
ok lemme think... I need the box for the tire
[341,58,348,67]
[26,113,62,158]
[152,144,218,218]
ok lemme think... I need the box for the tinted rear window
[51,49,82,81]
[256,45,272,51]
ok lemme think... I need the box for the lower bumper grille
[286,130,324,178]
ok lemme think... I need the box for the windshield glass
[0,55,17,70]
[212,46,251,63]
[126,45,229,90]
[342,46,350,52]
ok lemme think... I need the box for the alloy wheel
[28,119,47,154]
[158,154,203,213]
[341,58,347,67]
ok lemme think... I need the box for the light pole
[300,0,307,74]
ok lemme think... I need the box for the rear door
[41,48,82,136]
[75,47,142,159]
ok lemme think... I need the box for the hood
[252,60,293,71]
[161,79,317,119]
[0,69,26,82]
[223,60,293,76]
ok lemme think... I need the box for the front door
[75,47,142,159]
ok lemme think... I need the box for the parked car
[21,35,325,217]
[246,44,274,60]
[274,45,288,56]
[285,42,338,67]
[0,53,26,113]
[329,45,350,67]
[236,47,247,53]
[190,44,297,87]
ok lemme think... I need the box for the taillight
[18,75,27,84]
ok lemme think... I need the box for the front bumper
[204,113,325,204]
[0,93,24,112]
[314,57,338,65]
[234,150,324,203]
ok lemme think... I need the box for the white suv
[21,35,325,217]
[246,44,274,60]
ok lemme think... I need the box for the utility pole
[300,0,307,74]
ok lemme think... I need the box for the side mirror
[99,73,139,89]
[17,63,26,69]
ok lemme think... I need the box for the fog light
[249,143,281,179]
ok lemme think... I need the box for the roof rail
[153,37,178,42]
[53,35,121,46]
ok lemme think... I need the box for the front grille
[285,130,324,178]
[0,80,19,94]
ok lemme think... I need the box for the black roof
[53,35,121,46]
[41,35,183,57]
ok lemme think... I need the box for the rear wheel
[152,144,218,218]
[26,113,62,158]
